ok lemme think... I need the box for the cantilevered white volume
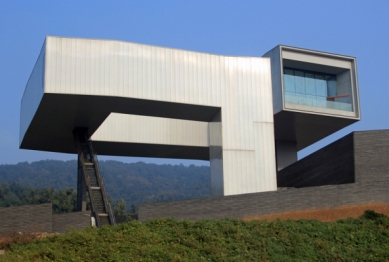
[20,36,277,196]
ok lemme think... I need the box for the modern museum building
[20,36,386,225]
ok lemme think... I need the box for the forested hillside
[0,182,77,214]
[0,160,210,212]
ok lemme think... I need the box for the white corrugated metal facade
[21,36,278,196]
[91,114,209,147]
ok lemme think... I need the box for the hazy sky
[1,1,388,166]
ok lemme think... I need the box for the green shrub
[2,210,389,261]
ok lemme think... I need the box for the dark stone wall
[277,129,389,188]
[138,130,389,222]
[277,132,355,188]
[3,130,389,224]
[115,215,127,224]
[0,204,91,235]
[138,181,389,221]
[354,130,389,183]
[52,211,90,233]
[0,203,52,237]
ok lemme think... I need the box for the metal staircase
[73,128,116,227]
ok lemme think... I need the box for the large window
[283,68,352,112]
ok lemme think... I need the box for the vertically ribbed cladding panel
[25,36,277,196]
[20,41,46,145]
[44,37,222,107]
[220,57,276,195]
[91,113,209,147]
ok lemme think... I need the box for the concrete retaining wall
[277,130,389,187]
[52,211,90,233]
[138,130,389,221]
[2,130,388,224]
[0,203,52,237]
[354,130,389,183]
[277,133,355,187]
[0,204,91,236]
[138,181,389,221]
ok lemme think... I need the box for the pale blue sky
[1,1,388,166]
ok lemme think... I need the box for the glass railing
[284,93,353,112]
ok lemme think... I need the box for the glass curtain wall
[283,68,352,112]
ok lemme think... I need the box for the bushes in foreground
[2,210,389,261]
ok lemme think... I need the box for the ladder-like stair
[74,128,116,227]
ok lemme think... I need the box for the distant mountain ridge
[0,160,211,209]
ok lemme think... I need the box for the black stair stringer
[73,128,116,227]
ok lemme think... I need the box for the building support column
[275,140,297,171]
[209,111,223,196]
[77,157,87,211]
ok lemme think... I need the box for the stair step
[91,191,103,198]
[75,129,114,227]
[99,216,111,226]
[89,177,97,181]
[90,182,98,187]
[90,190,106,213]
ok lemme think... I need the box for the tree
[114,198,127,216]
[129,203,137,215]
[0,182,78,214]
